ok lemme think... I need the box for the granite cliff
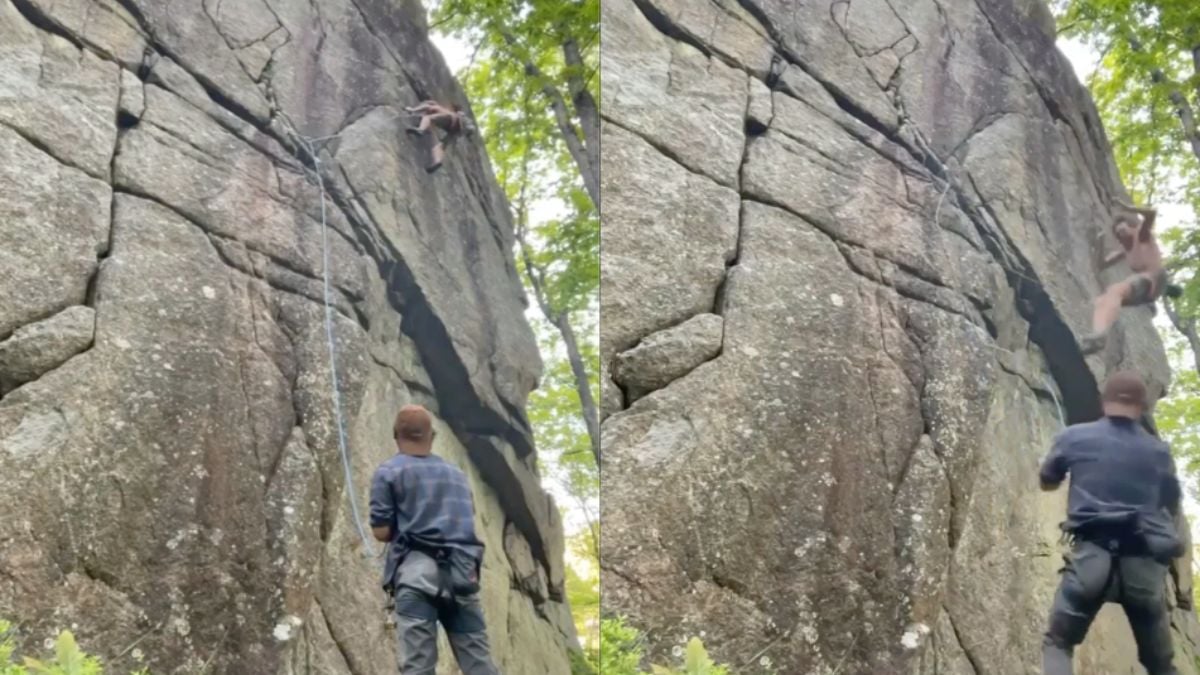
[600,0,1199,671]
[0,0,575,671]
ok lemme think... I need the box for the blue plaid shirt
[369,453,484,589]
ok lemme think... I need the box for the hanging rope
[291,130,378,558]
[1045,375,1067,429]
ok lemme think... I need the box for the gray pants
[394,585,498,675]
[1043,541,1177,675]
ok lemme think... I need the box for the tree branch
[497,26,599,205]
[1165,295,1200,375]
[1129,35,1200,163]
[513,99,600,464]
[562,35,599,206]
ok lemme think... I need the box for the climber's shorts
[1125,269,1168,306]
[1042,541,1175,675]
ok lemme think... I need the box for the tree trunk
[1130,35,1200,163]
[512,95,599,465]
[554,312,601,463]
[562,37,600,205]
[516,237,601,464]
[501,29,600,205]
[1164,296,1200,375]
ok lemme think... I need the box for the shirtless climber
[404,100,472,174]
[1039,371,1185,675]
[1079,202,1179,355]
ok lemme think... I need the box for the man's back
[371,453,484,560]
[1040,416,1177,526]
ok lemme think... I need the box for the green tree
[433,0,599,205]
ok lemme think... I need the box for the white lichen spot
[759,656,773,668]
[284,506,295,516]
[743,346,760,358]
[900,623,930,649]
[912,514,923,524]
[114,337,132,350]
[201,286,216,299]
[162,363,174,371]
[273,615,303,642]
[830,293,844,307]
[132,648,145,662]
[671,645,683,658]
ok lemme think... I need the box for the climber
[1079,202,1179,355]
[1039,371,1185,675]
[369,404,498,675]
[404,100,472,174]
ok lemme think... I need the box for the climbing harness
[290,129,378,558]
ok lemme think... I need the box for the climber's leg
[1080,278,1137,355]
[394,586,439,675]
[1118,556,1178,675]
[427,142,445,173]
[1042,543,1112,675]
[407,115,434,136]
[442,593,498,675]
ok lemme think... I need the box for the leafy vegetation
[0,621,148,675]
[588,617,734,675]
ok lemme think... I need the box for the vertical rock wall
[600,0,1200,672]
[0,0,575,672]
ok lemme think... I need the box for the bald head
[1101,371,1148,419]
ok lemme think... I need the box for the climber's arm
[1039,433,1071,491]
[1138,207,1157,242]
[369,466,396,542]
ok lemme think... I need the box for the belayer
[1039,371,1185,675]
[370,404,499,674]
[405,100,473,174]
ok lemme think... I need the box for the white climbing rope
[292,131,377,558]
[1045,375,1066,429]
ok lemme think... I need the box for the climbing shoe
[1079,332,1107,356]
[406,126,425,136]
[425,161,443,174]
[1165,283,1183,299]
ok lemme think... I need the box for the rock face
[613,313,723,404]
[0,0,574,672]
[600,0,1200,673]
